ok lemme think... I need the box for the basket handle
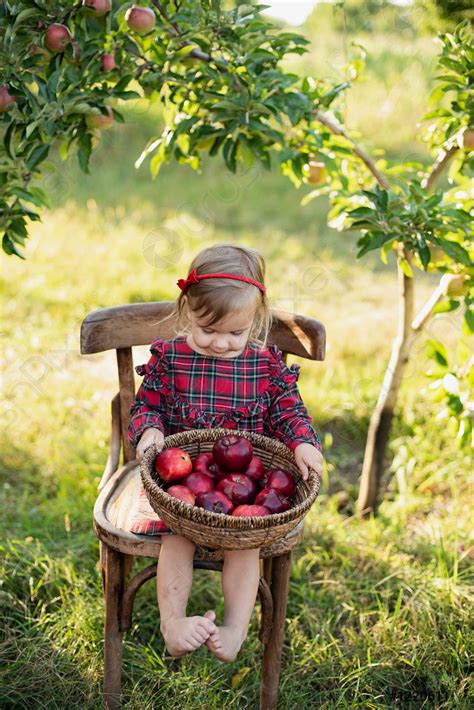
[305,466,322,491]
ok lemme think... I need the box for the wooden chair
[80,302,325,710]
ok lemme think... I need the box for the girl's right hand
[136,428,165,461]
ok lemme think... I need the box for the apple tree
[1,1,472,511]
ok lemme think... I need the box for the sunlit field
[1,16,472,709]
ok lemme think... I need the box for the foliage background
[1,2,472,707]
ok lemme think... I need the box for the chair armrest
[98,392,122,491]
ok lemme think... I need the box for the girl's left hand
[294,443,323,481]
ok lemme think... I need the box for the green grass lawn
[1,22,472,709]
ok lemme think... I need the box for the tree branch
[314,109,391,190]
[421,146,459,191]
[151,0,180,35]
[411,281,446,332]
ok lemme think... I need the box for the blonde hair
[157,243,273,349]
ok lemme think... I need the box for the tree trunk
[356,246,415,514]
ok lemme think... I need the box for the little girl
[128,243,323,662]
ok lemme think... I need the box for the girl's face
[187,305,256,358]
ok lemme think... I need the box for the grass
[1,20,473,710]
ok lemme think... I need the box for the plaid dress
[127,336,322,534]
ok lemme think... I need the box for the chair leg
[103,545,127,710]
[100,541,106,592]
[259,552,292,710]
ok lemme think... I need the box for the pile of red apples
[152,434,297,517]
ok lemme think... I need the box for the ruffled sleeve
[127,338,170,448]
[264,344,323,453]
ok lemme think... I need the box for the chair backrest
[80,302,325,463]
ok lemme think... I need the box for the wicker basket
[140,428,321,551]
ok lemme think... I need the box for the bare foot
[205,620,247,662]
[161,613,217,657]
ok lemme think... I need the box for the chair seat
[94,461,304,561]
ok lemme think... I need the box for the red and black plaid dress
[127,336,322,535]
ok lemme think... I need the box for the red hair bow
[177,269,200,291]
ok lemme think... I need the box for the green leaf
[437,239,471,265]
[432,299,460,315]
[380,239,396,265]
[26,144,49,171]
[424,193,443,209]
[346,206,376,219]
[112,109,125,124]
[357,231,397,258]
[321,81,350,108]
[438,56,466,74]
[47,68,63,98]
[78,134,92,174]
[425,339,449,368]
[446,393,463,416]
[3,122,16,160]
[168,117,199,152]
[349,219,380,230]
[399,257,414,278]
[114,75,135,92]
[422,108,452,120]
[114,91,141,100]
[3,233,25,259]
[464,308,474,333]
[172,45,202,60]
[10,187,43,208]
[13,7,41,29]
[417,239,431,270]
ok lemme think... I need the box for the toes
[206,632,222,651]
[204,610,216,622]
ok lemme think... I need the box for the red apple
[266,468,296,497]
[125,6,156,35]
[304,160,327,185]
[83,0,112,15]
[154,447,192,483]
[102,53,117,71]
[0,86,16,113]
[255,488,291,514]
[192,453,227,481]
[462,127,474,151]
[192,452,214,474]
[196,490,234,515]
[216,473,257,506]
[167,485,195,506]
[45,23,72,53]
[183,472,214,496]
[85,106,114,129]
[212,435,253,471]
[243,455,266,482]
[208,462,228,480]
[232,505,270,517]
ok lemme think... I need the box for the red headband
[177,269,266,295]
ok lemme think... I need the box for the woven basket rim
[140,428,320,531]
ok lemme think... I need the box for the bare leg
[157,535,217,656]
[206,548,260,662]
